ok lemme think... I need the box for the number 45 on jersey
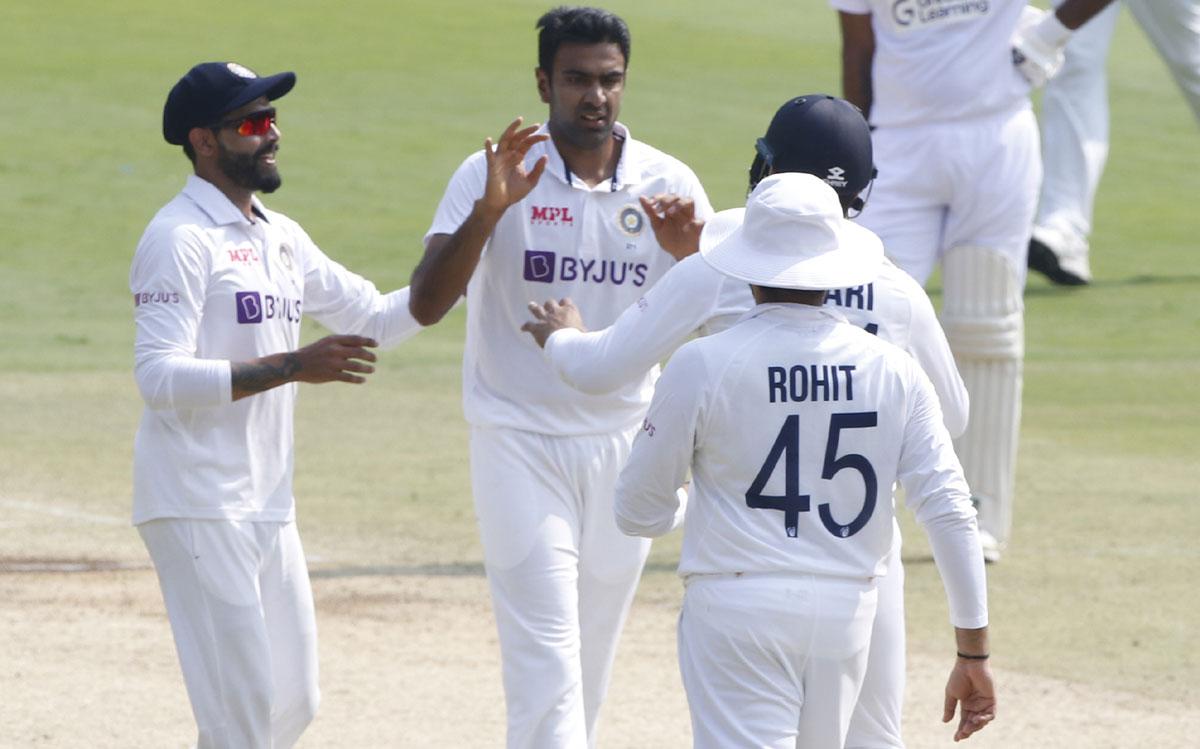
[746,412,879,539]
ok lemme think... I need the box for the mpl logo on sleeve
[890,0,989,33]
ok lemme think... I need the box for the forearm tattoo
[231,353,302,396]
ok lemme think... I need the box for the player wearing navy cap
[132,61,423,747]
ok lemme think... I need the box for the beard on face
[217,140,282,193]
[548,99,613,151]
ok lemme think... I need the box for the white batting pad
[941,245,1024,551]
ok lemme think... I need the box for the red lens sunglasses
[212,108,277,137]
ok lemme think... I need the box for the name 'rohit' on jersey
[768,364,857,402]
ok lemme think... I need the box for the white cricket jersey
[544,226,968,437]
[130,175,422,525]
[426,123,712,435]
[614,304,987,629]
[830,0,1032,128]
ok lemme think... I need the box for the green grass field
[1,0,1197,730]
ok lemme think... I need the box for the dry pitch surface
[2,562,1196,748]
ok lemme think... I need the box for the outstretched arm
[409,118,549,325]
[231,334,378,401]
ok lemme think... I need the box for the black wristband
[957,651,990,660]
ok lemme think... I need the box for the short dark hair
[536,6,631,73]
[752,286,829,306]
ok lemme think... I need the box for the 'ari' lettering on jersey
[825,283,875,312]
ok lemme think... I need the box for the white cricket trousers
[678,573,878,749]
[1038,0,1200,247]
[845,538,906,749]
[470,425,651,749]
[139,519,320,749]
[857,105,1042,286]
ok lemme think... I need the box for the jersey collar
[746,302,848,326]
[182,174,269,226]
[534,122,642,192]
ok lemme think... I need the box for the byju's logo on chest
[522,250,649,287]
[524,251,557,282]
[235,291,302,324]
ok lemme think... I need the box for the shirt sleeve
[130,223,232,411]
[542,256,726,394]
[424,151,488,244]
[614,343,708,537]
[904,287,970,438]
[294,226,424,350]
[681,165,715,221]
[896,360,988,629]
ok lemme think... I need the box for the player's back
[676,302,931,581]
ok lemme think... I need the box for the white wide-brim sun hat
[701,172,883,290]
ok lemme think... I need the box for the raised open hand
[481,117,551,213]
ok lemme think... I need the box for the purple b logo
[236,291,263,323]
[523,250,557,283]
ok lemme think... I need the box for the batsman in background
[408,7,711,747]
[523,94,968,749]
[132,62,423,747]
[836,0,1041,563]
[614,173,994,747]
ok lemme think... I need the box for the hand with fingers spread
[639,193,705,260]
[482,117,551,215]
[292,334,379,384]
[231,334,379,400]
[521,298,586,349]
[409,117,550,326]
[942,658,996,742]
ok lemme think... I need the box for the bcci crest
[617,205,644,237]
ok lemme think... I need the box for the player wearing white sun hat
[614,172,994,748]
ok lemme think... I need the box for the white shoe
[978,529,1003,564]
[1029,225,1092,285]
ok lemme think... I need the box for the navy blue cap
[756,95,874,201]
[163,62,296,145]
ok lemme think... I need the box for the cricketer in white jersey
[133,62,423,748]
[408,8,711,747]
[836,0,1041,562]
[525,95,968,748]
[615,173,993,748]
